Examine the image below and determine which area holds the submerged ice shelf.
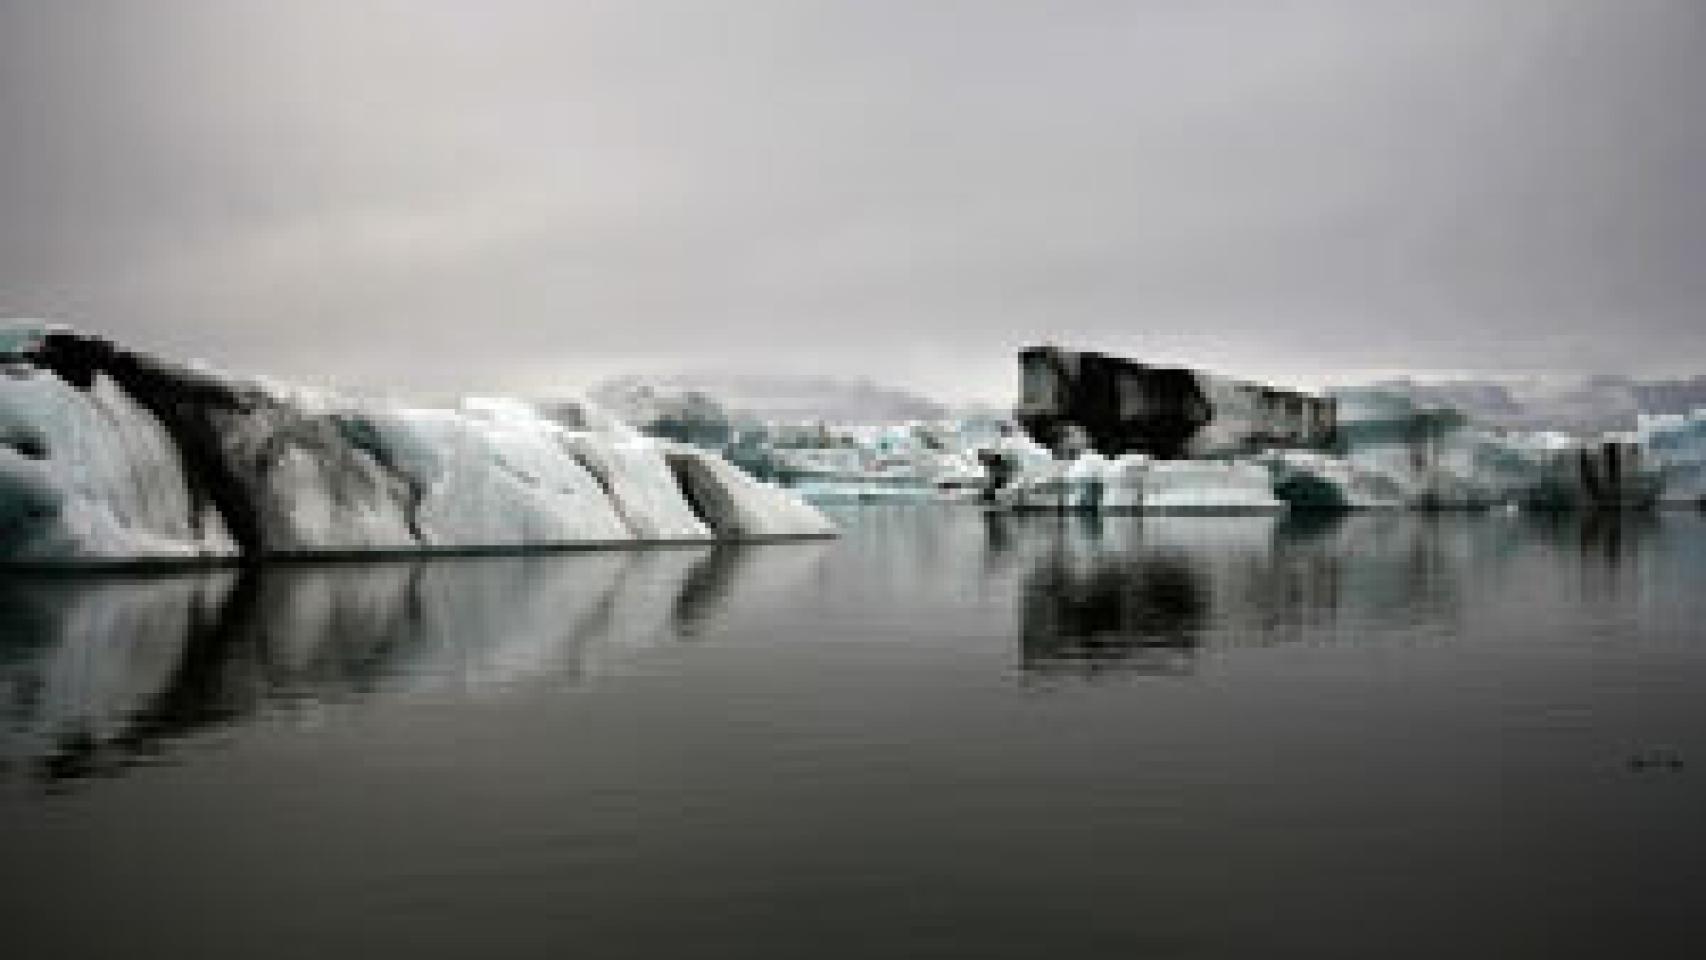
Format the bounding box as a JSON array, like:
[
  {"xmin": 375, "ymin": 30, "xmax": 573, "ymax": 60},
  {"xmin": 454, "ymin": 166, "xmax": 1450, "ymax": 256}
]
[{"xmin": 0, "ymin": 323, "xmax": 834, "ymax": 564}]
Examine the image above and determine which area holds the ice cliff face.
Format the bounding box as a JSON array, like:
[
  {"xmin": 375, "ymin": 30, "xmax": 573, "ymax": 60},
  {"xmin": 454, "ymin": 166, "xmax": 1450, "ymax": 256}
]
[
  {"xmin": 0, "ymin": 323, "xmax": 833, "ymax": 563},
  {"xmin": 0, "ymin": 353, "xmax": 236, "ymax": 559}
]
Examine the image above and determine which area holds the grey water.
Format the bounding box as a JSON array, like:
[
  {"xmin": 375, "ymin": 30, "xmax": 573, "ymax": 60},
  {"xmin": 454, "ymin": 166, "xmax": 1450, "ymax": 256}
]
[{"xmin": 2, "ymin": 507, "xmax": 1704, "ymax": 959}]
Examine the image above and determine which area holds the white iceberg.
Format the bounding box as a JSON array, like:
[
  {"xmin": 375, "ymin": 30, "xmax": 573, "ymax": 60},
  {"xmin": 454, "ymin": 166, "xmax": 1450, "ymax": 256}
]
[
  {"xmin": 0, "ymin": 323, "xmax": 833, "ymax": 563},
  {"xmin": 1000, "ymin": 453, "xmax": 1279, "ymax": 512},
  {"xmin": 0, "ymin": 364, "xmax": 237, "ymax": 560},
  {"xmin": 1633, "ymin": 410, "xmax": 1706, "ymax": 504}
]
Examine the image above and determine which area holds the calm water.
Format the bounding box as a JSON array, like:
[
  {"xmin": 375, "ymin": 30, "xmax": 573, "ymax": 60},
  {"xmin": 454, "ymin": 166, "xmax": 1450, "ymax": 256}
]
[{"xmin": 3, "ymin": 507, "xmax": 1704, "ymax": 958}]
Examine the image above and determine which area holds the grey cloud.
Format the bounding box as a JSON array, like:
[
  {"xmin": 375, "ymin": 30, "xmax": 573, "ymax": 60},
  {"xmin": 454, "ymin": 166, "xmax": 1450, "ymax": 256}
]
[{"xmin": 1, "ymin": 0, "xmax": 1703, "ymax": 403}]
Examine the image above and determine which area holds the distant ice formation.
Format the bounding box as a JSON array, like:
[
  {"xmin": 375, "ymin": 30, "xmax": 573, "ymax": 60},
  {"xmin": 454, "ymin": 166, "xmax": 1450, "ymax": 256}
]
[
  {"xmin": 1355, "ymin": 374, "xmax": 1706, "ymax": 436},
  {"xmin": 1016, "ymin": 345, "xmax": 1337, "ymax": 460},
  {"xmin": 993, "ymin": 377, "xmax": 1676, "ymax": 512},
  {"xmin": 1000, "ymin": 454, "xmax": 1282, "ymax": 512},
  {"xmin": 1312, "ymin": 388, "xmax": 1660, "ymax": 509},
  {"xmin": 1637, "ymin": 410, "xmax": 1706, "ymax": 504},
  {"xmin": 0, "ymin": 323, "xmax": 833, "ymax": 564}
]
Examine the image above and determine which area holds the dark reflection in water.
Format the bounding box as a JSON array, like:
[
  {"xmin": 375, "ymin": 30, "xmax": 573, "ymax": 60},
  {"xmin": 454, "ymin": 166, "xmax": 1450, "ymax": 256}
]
[
  {"xmin": 0, "ymin": 545, "xmax": 825, "ymax": 788},
  {"xmin": 1007, "ymin": 512, "xmax": 1358, "ymax": 678},
  {"xmin": 0, "ymin": 573, "xmax": 234, "ymax": 784},
  {"xmin": 2, "ymin": 508, "xmax": 1704, "ymax": 960},
  {"xmin": 1004, "ymin": 509, "xmax": 1688, "ymax": 683},
  {"xmin": 1, "ymin": 510, "xmax": 1690, "ymax": 785},
  {"xmin": 1013, "ymin": 515, "xmax": 1209, "ymax": 678},
  {"xmin": 1518, "ymin": 508, "xmax": 1663, "ymax": 592}
]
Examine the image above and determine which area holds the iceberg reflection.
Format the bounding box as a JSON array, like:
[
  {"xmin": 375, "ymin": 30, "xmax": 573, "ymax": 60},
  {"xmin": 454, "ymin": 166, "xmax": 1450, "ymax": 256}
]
[
  {"xmin": 1016, "ymin": 515, "xmax": 1211, "ymax": 678},
  {"xmin": 0, "ymin": 543, "xmax": 826, "ymax": 786},
  {"xmin": 1, "ymin": 506, "xmax": 1666, "ymax": 785},
  {"xmin": 1005, "ymin": 511, "xmax": 1526, "ymax": 679}
]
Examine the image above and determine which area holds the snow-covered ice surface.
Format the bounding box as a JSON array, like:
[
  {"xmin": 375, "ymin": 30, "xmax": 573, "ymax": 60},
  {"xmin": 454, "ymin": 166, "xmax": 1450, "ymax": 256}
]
[{"xmin": 0, "ymin": 324, "xmax": 832, "ymax": 564}]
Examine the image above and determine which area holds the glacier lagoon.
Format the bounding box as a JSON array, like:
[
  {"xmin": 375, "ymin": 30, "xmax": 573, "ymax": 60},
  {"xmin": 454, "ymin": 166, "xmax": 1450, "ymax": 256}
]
[{"xmin": 3, "ymin": 505, "xmax": 1704, "ymax": 958}]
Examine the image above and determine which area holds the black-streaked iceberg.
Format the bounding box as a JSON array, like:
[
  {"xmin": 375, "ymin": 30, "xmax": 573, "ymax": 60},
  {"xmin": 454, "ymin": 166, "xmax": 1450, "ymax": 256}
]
[{"xmin": 0, "ymin": 322, "xmax": 833, "ymax": 564}]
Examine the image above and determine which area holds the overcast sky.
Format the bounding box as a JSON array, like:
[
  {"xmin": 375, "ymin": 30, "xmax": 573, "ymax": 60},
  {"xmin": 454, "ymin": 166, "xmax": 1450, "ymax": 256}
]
[{"xmin": 2, "ymin": 0, "xmax": 1703, "ymax": 402}]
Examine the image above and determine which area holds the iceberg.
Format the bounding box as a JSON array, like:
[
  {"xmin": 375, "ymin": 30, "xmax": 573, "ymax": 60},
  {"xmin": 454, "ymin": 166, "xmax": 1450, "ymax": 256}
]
[
  {"xmin": 0, "ymin": 357, "xmax": 237, "ymax": 560},
  {"xmin": 662, "ymin": 445, "xmax": 837, "ymax": 537},
  {"xmin": 1633, "ymin": 410, "xmax": 1706, "ymax": 504},
  {"xmin": 0, "ymin": 323, "xmax": 833, "ymax": 564},
  {"xmin": 1000, "ymin": 454, "xmax": 1116, "ymax": 511},
  {"xmin": 1000, "ymin": 453, "xmax": 1280, "ymax": 512},
  {"xmin": 994, "ymin": 382, "xmax": 1671, "ymax": 514},
  {"xmin": 1327, "ymin": 388, "xmax": 1661, "ymax": 510},
  {"xmin": 562, "ymin": 432, "xmax": 714, "ymax": 539},
  {"xmin": 1141, "ymin": 460, "xmax": 1282, "ymax": 511},
  {"xmin": 995, "ymin": 348, "xmax": 1676, "ymax": 513}
]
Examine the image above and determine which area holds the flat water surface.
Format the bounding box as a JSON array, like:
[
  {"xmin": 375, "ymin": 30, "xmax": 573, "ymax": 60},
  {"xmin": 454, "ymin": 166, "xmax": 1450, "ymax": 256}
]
[{"xmin": 3, "ymin": 508, "xmax": 1704, "ymax": 958}]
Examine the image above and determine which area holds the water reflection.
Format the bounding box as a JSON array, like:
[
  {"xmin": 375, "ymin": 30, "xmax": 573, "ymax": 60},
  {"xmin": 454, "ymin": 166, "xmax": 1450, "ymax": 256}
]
[
  {"xmin": 0, "ymin": 543, "xmax": 830, "ymax": 787},
  {"xmin": 0, "ymin": 573, "xmax": 237, "ymax": 782},
  {"xmin": 1, "ymin": 507, "xmax": 1681, "ymax": 785},
  {"xmin": 1003, "ymin": 509, "xmax": 1692, "ymax": 683},
  {"xmin": 1003, "ymin": 510, "xmax": 1534, "ymax": 679},
  {"xmin": 1013, "ymin": 515, "xmax": 1210, "ymax": 678}
]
